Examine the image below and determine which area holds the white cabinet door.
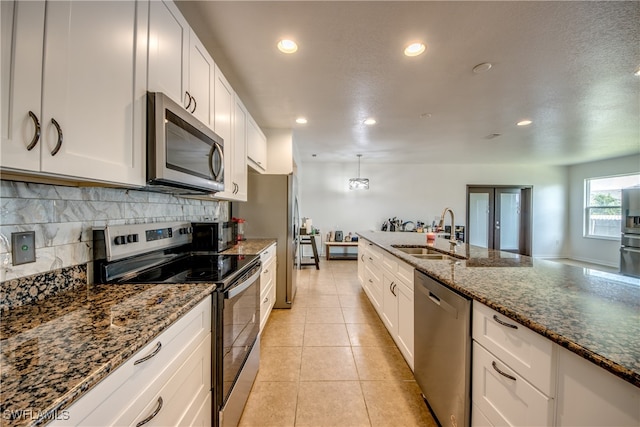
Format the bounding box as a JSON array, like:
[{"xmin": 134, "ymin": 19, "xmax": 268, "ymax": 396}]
[
  {"xmin": 39, "ymin": 1, "xmax": 146, "ymax": 185},
  {"xmin": 2, "ymin": 0, "xmax": 146, "ymax": 186},
  {"xmin": 231, "ymin": 95, "xmax": 248, "ymax": 200},
  {"xmin": 188, "ymin": 32, "xmax": 215, "ymax": 128},
  {"xmin": 556, "ymin": 346, "xmax": 640, "ymax": 426},
  {"xmin": 396, "ymin": 280, "xmax": 414, "ymax": 369},
  {"xmin": 247, "ymin": 115, "xmax": 267, "ymax": 172},
  {"xmin": 381, "ymin": 273, "xmax": 398, "ymax": 335},
  {"xmin": 214, "ymin": 66, "xmax": 245, "ymax": 201},
  {"xmin": 1, "ymin": 0, "xmax": 45, "ymax": 172},
  {"xmin": 148, "ymin": 0, "xmax": 189, "ymax": 108}
]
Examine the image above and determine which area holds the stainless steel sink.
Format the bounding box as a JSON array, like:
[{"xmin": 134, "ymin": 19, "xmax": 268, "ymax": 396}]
[{"xmin": 392, "ymin": 246, "xmax": 453, "ymax": 260}]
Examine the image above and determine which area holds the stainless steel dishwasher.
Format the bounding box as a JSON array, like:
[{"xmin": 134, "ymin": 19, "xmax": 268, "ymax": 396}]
[{"xmin": 414, "ymin": 270, "xmax": 471, "ymax": 427}]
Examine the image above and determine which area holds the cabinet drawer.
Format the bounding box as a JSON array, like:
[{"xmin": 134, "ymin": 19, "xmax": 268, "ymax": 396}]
[
  {"xmin": 54, "ymin": 296, "xmax": 212, "ymax": 426},
  {"xmin": 472, "ymin": 302, "xmax": 555, "ymax": 395},
  {"xmin": 472, "ymin": 342, "xmax": 554, "ymax": 427},
  {"xmin": 260, "ymin": 243, "xmax": 276, "ymax": 265},
  {"xmin": 126, "ymin": 333, "xmax": 212, "ymax": 427}
]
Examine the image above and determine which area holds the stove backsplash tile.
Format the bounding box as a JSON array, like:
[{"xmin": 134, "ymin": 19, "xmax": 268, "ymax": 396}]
[{"xmin": 0, "ymin": 180, "xmax": 228, "ymax": 284}]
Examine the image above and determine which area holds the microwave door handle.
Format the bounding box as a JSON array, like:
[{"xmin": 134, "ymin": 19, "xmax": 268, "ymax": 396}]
[{"xmin": 209, "ymin": 142, "xmax": 224, "ymax": 181}]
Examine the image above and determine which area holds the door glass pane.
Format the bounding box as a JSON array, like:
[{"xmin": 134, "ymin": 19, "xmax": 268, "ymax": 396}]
[
  {"xmin": 469, "ymin": 193, "xmax": 489, "ymax": 247},
  {"xmin": 500, "ymin": 193, "xmax": 520, "ymax": 250}
]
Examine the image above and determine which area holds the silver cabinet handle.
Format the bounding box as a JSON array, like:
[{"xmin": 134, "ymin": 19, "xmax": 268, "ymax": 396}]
[
  {"xmin": 368, "ymin": 257, "xmax": 373, "ymax": 261},
  {"xmin": 184, "ymin": 91, "xmax": 192, "ymax": 110},
  {"xmin": 360, "ymin": 254, "xmax": 364, "ymax": 261},
  {"xmin": 134, "ymin": 342, "xmax": 162, "ymax": 365},
  {"xmin": 190, "ymin": 95, "xmax": 197, "ymax": 113},
  {"xmin": 492, "ymin": 361, "xmax": 516, "ymax": 381},
  {"xmin": 493, "ymin": 315, "xmax": 518, "ymax": 329},
  {"xmin": 136, "ymin": 397, "xmax": 163, "ymax": 427},
  {"xmin": 263, "ymin": 297, "xmax": 268, "ymax": 303},
  {"xmin": 50, "ymin": 118, "xmax": 63, "ymax": 156},
  {"xmin": 264, "ymin": 269, "xmax": 269, "ymax": 274},
  {"xmin": 368, "ymin": 279, "xmax": 373, "ymax": 283},
  {"xmin": 27, "ymin": 111, "xmax": 40, "ymax": 150}
]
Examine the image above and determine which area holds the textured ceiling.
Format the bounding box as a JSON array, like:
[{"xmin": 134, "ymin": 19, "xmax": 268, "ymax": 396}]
[{"xmin": 176, "ymin": 1, "xmax": 640, "ymax": 166}]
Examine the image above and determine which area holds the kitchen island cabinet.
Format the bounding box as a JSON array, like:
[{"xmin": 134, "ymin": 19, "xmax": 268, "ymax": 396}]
[
  {"xmin": 1, "ymin": 0, "xmax": 147, "ymax": 186},
  {"xmin": 357, "ymin": 231, "xmax": 640, "ymax": 426}
]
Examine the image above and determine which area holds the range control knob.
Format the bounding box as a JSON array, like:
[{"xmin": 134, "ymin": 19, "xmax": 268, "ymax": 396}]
[
  {"xmin": 114, "ymin": 235, "xmax": 127, "ymax": 245},
  {"xmin": 127, "ymin": 234, "xmax": 139, "ymax": 243}
]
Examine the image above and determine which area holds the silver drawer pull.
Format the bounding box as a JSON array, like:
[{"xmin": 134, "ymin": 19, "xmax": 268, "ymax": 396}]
[
  {"xmin": 493, "ymin": 315, "xmax": 518, "ymax": 329},
  {"xmin": 134, "ymin": 342, "xmax": 162, "ymax": 365},
  {"xmin": 263, "ymin": 297, "xmax": 269, "ymax": 303},
  {"xmin": 264, "ymin": 269, "xmax": 269, "ymax": 274},
  {"xmin": 136, "ymin": 396, "xmax": 163, "ymax": 427},
  {"xmin": 492, "ymin": 361, "xmax": 516, "ymax": 381}
]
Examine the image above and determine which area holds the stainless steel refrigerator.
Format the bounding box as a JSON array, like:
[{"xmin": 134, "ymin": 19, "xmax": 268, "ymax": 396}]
[
  {"xmin": 620, "ymin": 186, "xmax": 640, "ymax": 277},
  {"xmin": 233, "ymin": 173, "xmax": 299, "ymax": 308}
]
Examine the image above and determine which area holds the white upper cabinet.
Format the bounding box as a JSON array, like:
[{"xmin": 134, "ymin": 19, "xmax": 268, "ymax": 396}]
[
  {"xmin": 148, "ymin": 0, "xmax": 214, "ymax": 128},
  {"xmin": 1, "ymin": 0, "xmax": 147, "ymax": 186},
  {"xmin": 213, "ymin": 74, "xmax": 248, "ymax": 202},
  {"xmin": 188, "ymin": 33, "xmax": 215, "ymax": 128},
  {"xmin": 148, "ymin": 0, "xmax": 189, "ymax": 108},
  {"xmin": 247, "ymin": 116, "xmax": 267, "ymax": 173}
]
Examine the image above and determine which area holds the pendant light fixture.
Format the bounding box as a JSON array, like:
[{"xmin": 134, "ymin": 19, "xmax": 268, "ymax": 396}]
[{"xmin": 348, "ymin": 154, "xmax": 369, "ymax": 190}]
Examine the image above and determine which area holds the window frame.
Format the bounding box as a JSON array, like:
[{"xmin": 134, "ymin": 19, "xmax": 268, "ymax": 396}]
[{"xmin": 583, "ymin": 173, "xmax": 639, "ymax": 240}]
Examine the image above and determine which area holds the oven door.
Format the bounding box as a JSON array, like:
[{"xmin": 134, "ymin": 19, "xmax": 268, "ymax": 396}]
[{"xmin": 219, "ymin": 262, "xmax": 261, "ymax": 425}]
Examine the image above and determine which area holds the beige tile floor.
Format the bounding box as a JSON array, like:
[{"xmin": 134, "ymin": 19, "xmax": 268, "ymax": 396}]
[{"xmin": 239, "ymin": 260, "xmax": 437, "ymax": 427}]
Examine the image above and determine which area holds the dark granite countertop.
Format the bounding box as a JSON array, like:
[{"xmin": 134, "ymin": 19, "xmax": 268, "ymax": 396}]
[
  {"xmin": 357, "ymin": 231, "xmax": 640, "ymax": 388},
  {"xmin": 222, "ymin": 239, "xmax": 276, "ymax": 256},
  {"xmin": 0, "ymin": 283, "xmax": 215, "ymax": 427}
]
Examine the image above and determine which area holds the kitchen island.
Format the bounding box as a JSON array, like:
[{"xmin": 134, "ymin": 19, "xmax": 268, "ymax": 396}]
[
  {"xmin": 358, "ymin": 230, "xmax": 640, "ymax": 386},
  {"xmin": 0, "ymin": 282, "xmax": 215, "ymax": 427}
]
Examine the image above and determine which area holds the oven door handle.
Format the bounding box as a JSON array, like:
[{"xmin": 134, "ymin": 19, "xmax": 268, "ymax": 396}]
[{"xmin": 225, "ymin": 267, "xmax": 261, "ymax": 299}]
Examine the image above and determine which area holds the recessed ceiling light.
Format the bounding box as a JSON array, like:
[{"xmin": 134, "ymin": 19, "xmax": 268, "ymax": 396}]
[
  {"xmin": 420, "ymin": 113, "xmax": 432, "ymax": 119},
  {"xmin": 363, "ymin": 118, "xmax": 377, "ymax": 125},
  {"xmin": 295, "ymin": 117, "xmax": 307, "ymax": 124},
  {"xmin": 517, "ymin": 120, "xmax": 533, "ymax": 126},
  {"xmin": 635, "ymin": 66, "xmax": 640, "ymax": 76},
  {"xmin": 473, "ymin": 62, "xmax": 492, "ymax": 74},
  {"xmin": 277, "ymin": 39, "xmax": 298, "ymax": 54},
  {"xmin": 404, "ymin": 42, "xmax": 426, "ymax": 57}
]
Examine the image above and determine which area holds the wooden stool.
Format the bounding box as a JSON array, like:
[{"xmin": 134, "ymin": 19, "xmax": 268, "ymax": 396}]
[{"xmin": 299, "ymin": 235, "xmax": 320, "ymax": 269}]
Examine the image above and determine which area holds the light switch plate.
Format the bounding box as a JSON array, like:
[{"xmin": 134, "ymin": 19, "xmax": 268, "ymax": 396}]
[{"xmin": 12, "ymin": 231, "xmax": 36, "ymax": 265}]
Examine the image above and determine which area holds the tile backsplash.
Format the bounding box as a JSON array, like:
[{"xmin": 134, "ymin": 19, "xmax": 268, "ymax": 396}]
[{"xmin": 0, "ymin": 180, "xmax": 228, "ymax": 282}]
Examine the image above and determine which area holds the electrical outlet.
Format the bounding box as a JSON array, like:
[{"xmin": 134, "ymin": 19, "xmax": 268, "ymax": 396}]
[{"xmin": 12, "ymin": 231, "xmax": 36, "ymax": 265}]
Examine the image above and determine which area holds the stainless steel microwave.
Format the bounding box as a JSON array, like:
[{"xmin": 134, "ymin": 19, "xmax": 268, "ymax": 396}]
[{"xmin": 147, "ymin": 92, "xmax": 224, "ymax": 194}]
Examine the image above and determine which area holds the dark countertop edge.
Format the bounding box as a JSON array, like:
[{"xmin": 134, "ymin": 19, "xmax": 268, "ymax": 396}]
[
  {"xmin": 360, "ymin": 234, "xmax": 640, "ymax": 389},
  {"xmin": 29, "ymin": 286, "xmax": 215, "ymax": 427}
]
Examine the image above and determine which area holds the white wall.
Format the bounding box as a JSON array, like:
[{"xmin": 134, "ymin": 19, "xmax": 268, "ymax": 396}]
[
  {"xmin": 299, "ymin": 162, "xmax": 568, "ymax": 258},
  {"xmin": 568, "ymin": 154, "xmax": 640, "ymax": 267}
]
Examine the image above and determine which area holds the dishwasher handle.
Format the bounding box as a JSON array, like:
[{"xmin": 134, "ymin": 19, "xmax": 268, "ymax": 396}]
[{"xmin": 417, "ymin": 280, "xmax": 459, "ymax": 319}]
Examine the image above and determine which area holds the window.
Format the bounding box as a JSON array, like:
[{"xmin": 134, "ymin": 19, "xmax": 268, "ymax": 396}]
[{"xmin": 585, "ymin": 174, "xmax": 640, "ymax": 238}]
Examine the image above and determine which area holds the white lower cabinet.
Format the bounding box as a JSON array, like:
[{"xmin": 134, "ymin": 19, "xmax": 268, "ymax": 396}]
[
  {"xmin": 358, "ymin": 239, "xmax": 414, "ymax": 369},
  {"xmin": 259, "ymin": 243, "xmax": 277, "ymax": 331},
  {"xmin": 51, "ymin": 296, "xmax": 212, "ymax": 427},
  {"xmin": 473, "ymin": 342, "xmax": 554, "ymax": 426},
  {"xmin": 472, "ymin": 301, "xmax": 555, "ymax": 427},
  {"xmin": 555, "ymin": 346, "xmax": 640, "ymax": 427}
]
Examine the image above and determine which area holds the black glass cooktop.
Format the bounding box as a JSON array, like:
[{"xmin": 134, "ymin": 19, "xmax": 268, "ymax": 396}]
[{"xmin": 121, "ymin": 253, "xmax": 259, "ymax": 285}]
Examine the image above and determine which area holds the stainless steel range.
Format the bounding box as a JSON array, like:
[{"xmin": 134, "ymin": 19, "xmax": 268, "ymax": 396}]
[{"xmin": 93, "ymin": 221, "xmax": 261, "ymax": 427}]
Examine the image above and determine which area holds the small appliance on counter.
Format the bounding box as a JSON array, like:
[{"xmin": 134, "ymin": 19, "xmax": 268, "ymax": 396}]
[
  {"xmin": 191, "ymin": 221, "xmax": 235, "ymax": 252},
  {"xmin": 232, "ymin": 217, "xmax": 246, "ymax": 241}
]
